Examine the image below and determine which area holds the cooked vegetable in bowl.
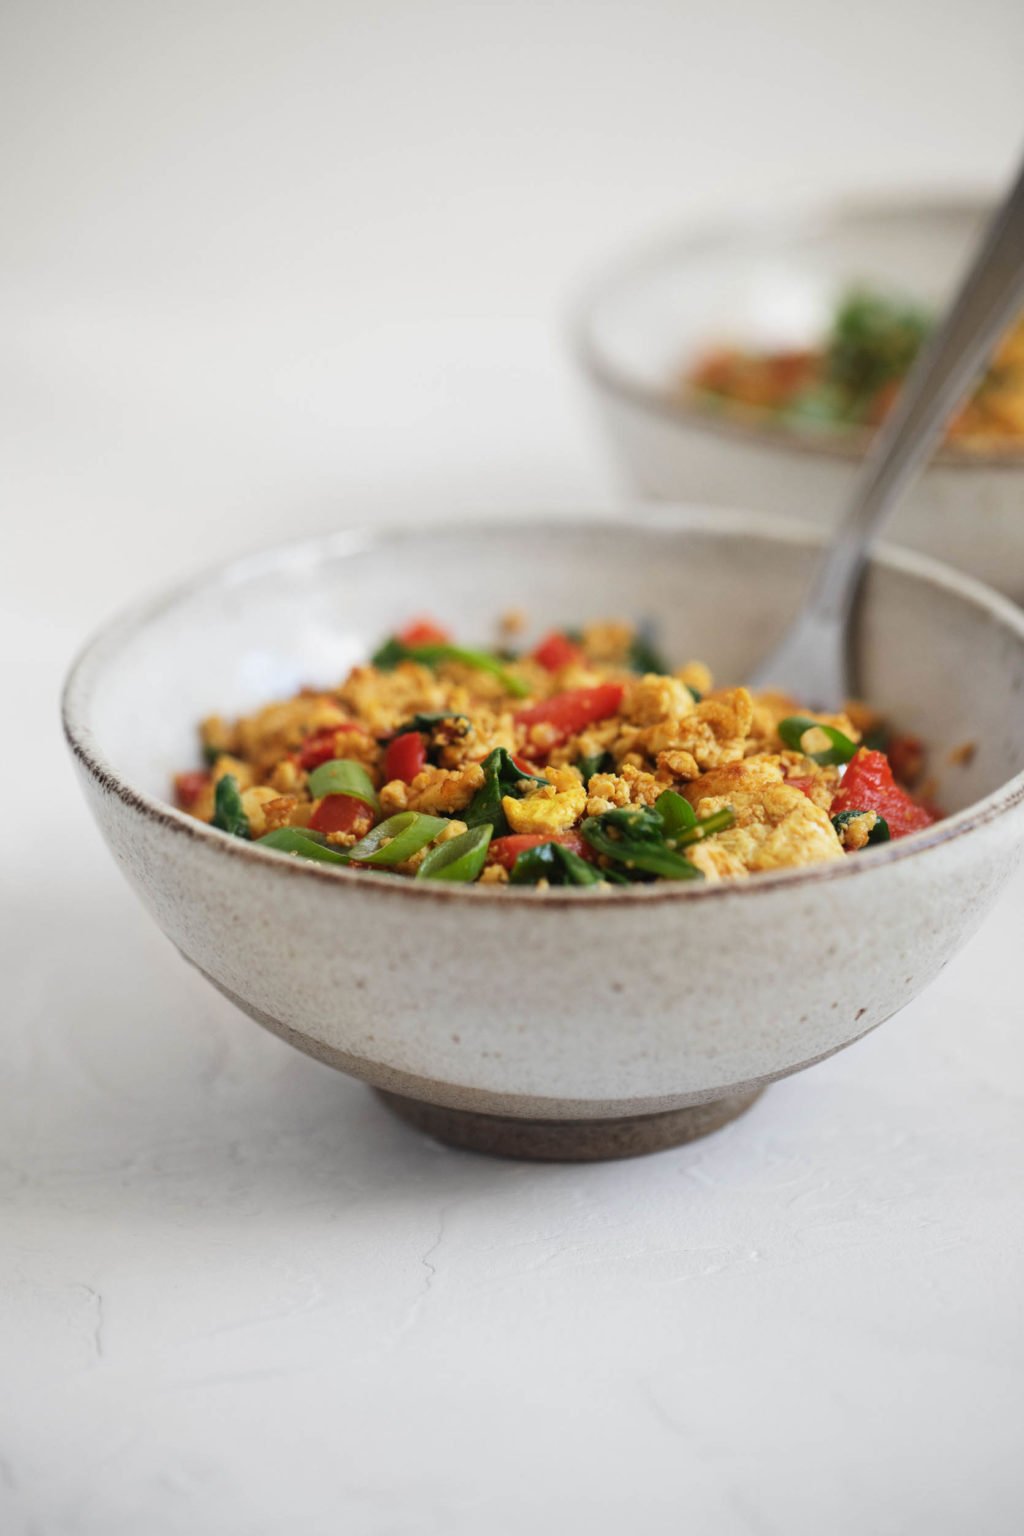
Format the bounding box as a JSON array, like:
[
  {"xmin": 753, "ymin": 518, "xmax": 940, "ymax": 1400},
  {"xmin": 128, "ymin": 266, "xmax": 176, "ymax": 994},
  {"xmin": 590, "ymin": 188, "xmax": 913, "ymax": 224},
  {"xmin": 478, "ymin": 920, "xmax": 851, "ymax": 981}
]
[
  {"xmin": 177, "ymin": 615, "xmax": 935, "ymax": 887},
  {"xmin": 686, "ymin": 288, "xmax": 1024, "ymax": 449}
]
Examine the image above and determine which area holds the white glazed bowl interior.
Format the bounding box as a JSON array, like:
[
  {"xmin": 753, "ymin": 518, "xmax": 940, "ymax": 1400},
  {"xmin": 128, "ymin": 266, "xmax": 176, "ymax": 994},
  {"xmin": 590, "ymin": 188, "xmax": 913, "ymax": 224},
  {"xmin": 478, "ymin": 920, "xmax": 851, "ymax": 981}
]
[
  {"xmin": 576, "ymin": 197, "xmax": 1024, "ymax": 598},
  {"xmin": 65, "ymin": 513, "xmax": 1024, "ymax": 1119}
]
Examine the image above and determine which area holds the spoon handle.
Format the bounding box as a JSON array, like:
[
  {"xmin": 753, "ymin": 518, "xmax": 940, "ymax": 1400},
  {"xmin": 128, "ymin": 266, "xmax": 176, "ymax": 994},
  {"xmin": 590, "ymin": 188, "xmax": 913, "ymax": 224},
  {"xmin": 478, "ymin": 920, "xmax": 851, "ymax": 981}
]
[{"xmin": 750, "ymin": 154, "xmax": 1024, "ymax": 705}]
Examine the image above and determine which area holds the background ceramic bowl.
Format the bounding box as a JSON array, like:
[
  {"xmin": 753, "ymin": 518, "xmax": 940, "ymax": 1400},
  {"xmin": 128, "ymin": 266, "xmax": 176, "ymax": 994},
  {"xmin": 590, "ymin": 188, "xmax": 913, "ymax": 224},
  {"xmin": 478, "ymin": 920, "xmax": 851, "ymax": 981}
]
[
  {"xmin": 63, "ymin": 512, "xmax": 1024, "ymax": 1160},
  {"xmin": 575, "ymin": 195, "xmax": 1024, "ymax": 601}
]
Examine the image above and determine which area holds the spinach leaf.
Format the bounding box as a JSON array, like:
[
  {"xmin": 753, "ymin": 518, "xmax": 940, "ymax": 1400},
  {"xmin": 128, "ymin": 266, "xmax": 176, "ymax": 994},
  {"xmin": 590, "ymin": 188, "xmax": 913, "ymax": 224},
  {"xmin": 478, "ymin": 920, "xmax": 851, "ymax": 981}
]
[
  {"xmin": 212, "ymin": 774, "xmax": 249, "ymax": 839},
  {"xmin": 575, "ymin": 749, "xmax": 615, "ymax": 784},
  {"xmin": 580, "ymin": 795, "xmax": 735, "ymax": 880},
  {"xmin": 509, "ymin": 841, "xmax": 603, "ymax": 886},
  {"xmin": 463, "ymin": 748, "xmax": 549, "ymax": 835},
  {"xmin": 581, "ymin": 805, "xmax": 704, "ymax": 880},
  {"xmin": 861, "ymin": 723, "xmax": 891, "ymax": 754},
  {"xmin": 628, "ymin": 625, "xmax": 669, "ymax": 675},
  {"xmin": 831, "ymin": 809, "xmax": 891, "ymax": 845},
  {"xmin": 826, "ymin": 289, "xmax": 931, "ymax": 416},
  {"xmin": 385, "ymin": 712, "xmax": 473, "ymax": 765},
  {"xmin": 371, "ymin": 636, "xmax": 408, "ymax": 668},
  {"xmin": 388, "ymin": 711, "xmax": 471, "ymax": 741},
  {"xmin": 654, "ymin": 788, "xmax": 697, "ymax": 838}
]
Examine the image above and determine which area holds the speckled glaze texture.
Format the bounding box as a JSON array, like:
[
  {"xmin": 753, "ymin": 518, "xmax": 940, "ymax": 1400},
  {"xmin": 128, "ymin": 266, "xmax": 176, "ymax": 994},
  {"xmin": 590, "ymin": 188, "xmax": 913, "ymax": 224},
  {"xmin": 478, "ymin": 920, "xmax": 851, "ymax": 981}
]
[
  {"xmin": 576, "ymin": 197, "xmax": 1024, "ymax": 602},
  {"xmin": 63, "ymin": 513, "xmax": 1024, "ymax": 1153}
]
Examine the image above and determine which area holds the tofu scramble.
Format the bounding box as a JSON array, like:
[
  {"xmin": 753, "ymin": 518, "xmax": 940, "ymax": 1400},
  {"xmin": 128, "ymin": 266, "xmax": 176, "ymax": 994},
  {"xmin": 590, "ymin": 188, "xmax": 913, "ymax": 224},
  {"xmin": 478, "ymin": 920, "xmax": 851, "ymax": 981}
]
[
  {"xmin": 685, "ymin": 289, "xmax": 1024, "ymax": 451},
  {"xmin": 175, "ymin": 616, "xmax": 936, "ymax": 888}
]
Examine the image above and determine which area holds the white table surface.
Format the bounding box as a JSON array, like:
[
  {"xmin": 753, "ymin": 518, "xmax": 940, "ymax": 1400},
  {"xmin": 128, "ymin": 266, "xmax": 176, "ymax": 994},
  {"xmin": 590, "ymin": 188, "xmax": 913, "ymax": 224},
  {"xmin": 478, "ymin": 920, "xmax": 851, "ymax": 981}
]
[{"xmin": 3, "ymin": 3, "xmax": 1023, "ymax": 1532}]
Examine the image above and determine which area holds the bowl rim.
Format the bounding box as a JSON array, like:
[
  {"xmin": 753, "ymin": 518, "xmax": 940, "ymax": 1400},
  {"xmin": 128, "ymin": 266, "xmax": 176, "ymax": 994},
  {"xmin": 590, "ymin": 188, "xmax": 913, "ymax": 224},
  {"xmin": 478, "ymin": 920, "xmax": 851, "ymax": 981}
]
[
  {"xmin": 62, "ymin": 508, "xmax": 1024, "ymax": 907},
  {"xmin": 571, "ymin": 188, "xmax": 1024, "ymax": 472}
]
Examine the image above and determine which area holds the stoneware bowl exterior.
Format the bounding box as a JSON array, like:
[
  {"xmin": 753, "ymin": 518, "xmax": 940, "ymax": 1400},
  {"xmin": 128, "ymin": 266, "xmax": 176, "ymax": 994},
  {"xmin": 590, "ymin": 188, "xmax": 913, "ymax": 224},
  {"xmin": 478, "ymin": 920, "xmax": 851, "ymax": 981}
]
[
  {"xmin": 575, "ymin": 196, "xmax": 1024, "ymax": 602},
  {"xmin": 63, "ymin": 513, "xmax": 1024, "ymax": 1159}
]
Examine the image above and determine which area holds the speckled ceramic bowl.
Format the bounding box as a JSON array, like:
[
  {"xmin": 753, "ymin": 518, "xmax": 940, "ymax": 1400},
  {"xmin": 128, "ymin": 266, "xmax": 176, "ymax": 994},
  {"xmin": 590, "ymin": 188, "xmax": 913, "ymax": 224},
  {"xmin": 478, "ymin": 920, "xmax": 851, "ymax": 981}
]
[
  {"xmin": 575, "ymin": 195, "xmax": 1024, "ymax": 601},
  {"xmin": 63, "ymin": 512, "xmax": 1024, "ymax": 1160}
]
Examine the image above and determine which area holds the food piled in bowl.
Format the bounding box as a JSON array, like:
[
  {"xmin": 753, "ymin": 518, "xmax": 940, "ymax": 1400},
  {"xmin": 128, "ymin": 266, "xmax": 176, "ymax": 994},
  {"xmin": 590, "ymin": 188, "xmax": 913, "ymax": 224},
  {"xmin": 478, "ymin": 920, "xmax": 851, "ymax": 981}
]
[
  {"xmin": 685, "ymin": 288, "xmax": 1024, "ymax": 449},
  {"xmin": 175, "ymin": 616, "xmax": 936, "ymax": 888}
]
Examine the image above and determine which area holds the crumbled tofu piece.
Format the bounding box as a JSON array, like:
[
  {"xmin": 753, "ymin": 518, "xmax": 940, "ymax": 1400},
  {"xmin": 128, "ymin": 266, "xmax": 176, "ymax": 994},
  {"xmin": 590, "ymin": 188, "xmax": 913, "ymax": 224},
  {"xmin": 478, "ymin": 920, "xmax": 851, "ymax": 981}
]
[
  {"xmin": 499, "ymin": 608, "xmax": 528, "ymax": 638},
  {"xmin": 504, "ymin": 765, "xmax": 587, "ymax": 835},
  {"xmin": 235, "ymin": 697, "xmax": 348, "ymax": 772},
  {"xmin": 581, "ymin": 620, "xmax": 634, "ymax": 663},
  {"xmin": 622, "ymin": 673, "xmax": 697, "ymax": 728},
  {"xmin": 381, "ymin": 762, "xmax": 485, "ymax": 816},
  {"xmin": 948, "ymin": 740, "xmax": 977, "ymax": 768},
  {"xmin": 239, "ymin": 785, "xmax": 288, "ymax": 837},
  {"xmin": 200, "ymin": 714, "xmax": 237, "ymax": 759},
  {"xmin": 586, "ymin": 763, "xmax": 664, "ymax": 816},
  {"xmin": 656, "ymin": 747, "xmax": 700, "ymax": 782},
  {"xmin": 690, "ymin": 783, "xmax": 843, "ymax": 872},
  {"xmin": 834, "ymin": 809, "xmax": 878, "ymax": 851},
  {"xmin": 651, "ymin": 687, "xmax": 754, "ymax": 771},
  {"xmin": 676, "ymin": 660, "xmax": 713, "ymax": 696},
  {"xmin": 211, "ymin": 754, "xmax": 255, "ymax": 792}
]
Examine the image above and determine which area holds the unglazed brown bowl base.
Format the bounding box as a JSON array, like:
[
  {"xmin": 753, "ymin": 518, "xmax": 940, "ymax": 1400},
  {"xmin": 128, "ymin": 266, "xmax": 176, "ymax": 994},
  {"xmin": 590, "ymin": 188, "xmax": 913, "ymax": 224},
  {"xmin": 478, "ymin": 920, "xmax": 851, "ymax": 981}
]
[{"xmin": 375, "ymin": 1087, "xmax": 764, "ymax": 1162}]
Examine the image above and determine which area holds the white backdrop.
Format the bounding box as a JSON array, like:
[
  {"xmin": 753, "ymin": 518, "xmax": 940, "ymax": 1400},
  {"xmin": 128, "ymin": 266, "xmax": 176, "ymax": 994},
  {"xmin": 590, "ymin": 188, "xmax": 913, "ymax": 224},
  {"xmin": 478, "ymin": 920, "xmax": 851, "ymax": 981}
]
[{"xmin": 2, "ymin": 4, "xmax": 1023, "ymax": 1534}]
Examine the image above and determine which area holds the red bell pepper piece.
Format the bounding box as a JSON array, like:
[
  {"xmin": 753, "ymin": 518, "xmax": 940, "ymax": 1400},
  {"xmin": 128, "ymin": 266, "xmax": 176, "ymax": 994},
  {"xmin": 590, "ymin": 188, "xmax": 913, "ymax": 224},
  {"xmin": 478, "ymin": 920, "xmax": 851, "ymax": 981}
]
[
  {"xmin": 514, "ymin": 683, "xmax": 624, "ymax": 748},
  {"xmin": 532, "ymin": 631, "xmax": 585, "ymax": 672},
  {"xmin": 297, "ymin": 724, "xmax": 368, "ymax": 771},
  {"xmin": 787, "ymin": 776, "xmax": 816, "ymax": 799},
  {"xmin": 308, "ymin": 794, "xmax": 375, "ymax": 837},
  {"xmin": 830, "ymin": 749, "xmax": 936, "ymax": 840},
  {"xmin": 175, "ymin": 770, "xmax": 210, "ymax": 810},
  {"xmin": 398, "ymin": 617, "xmax": 451, "ymax": 648},
  {"xmin": 383, "ymin": 730, "xmax": 427, "ymax": 783},
  {"xmin": 488, "ymin": 831, "xmax": 595, "ymax": 870},
  {"xmin": 887, "ymin": 732, "xmax": 925, "ymax": 788}
]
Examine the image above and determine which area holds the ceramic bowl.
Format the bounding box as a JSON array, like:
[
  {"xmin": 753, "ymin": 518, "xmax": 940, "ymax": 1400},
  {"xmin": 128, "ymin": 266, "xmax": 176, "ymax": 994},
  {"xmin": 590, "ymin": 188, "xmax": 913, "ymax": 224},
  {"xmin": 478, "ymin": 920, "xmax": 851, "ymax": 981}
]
[
  {"xmin": 63, "ymin": 512, "xmax": 1024, "ymax": 1160},
  {"xmin": 574, "ymin": 195, "xmax": 1024, "ymax": 601}
]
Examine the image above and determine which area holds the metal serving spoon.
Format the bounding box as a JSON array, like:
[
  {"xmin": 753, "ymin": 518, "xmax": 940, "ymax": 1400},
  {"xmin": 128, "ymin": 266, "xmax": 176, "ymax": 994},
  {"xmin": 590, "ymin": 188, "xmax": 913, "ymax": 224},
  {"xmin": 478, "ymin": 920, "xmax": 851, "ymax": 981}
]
[{"xmin": 749, "ymin": 153, "xmax": 1024, "ymax": 709}]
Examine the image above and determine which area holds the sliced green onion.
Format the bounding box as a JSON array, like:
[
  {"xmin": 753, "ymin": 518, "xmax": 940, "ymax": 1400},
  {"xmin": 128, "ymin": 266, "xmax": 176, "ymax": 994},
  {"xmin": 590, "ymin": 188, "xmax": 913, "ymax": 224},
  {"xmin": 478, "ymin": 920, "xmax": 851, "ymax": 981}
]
[
  {"xmin": 307, "ymin": 757, "xmax": 380, "ymax": 809},
  {"xmin": 655, "ymin": 788, "xmax": 697, "ymax": 839},
  {"xmin": 256, "ymin": 827, "xmax": 348, "ymax": 863},
  {"xmin": 212, "ymin": 774, "xmax": 249, "ymax": 838},
  {"xmin": 831, "ymin": 809, "xmax": 891, "ymax": 845},
  {"xmin": 673, "ymin": 806, "xmax": 736, "ymax": 846},
  {"xmin": 346, "ymin": 812, "xmax": 447, "ymax": 866},
  {"xmin": 509, "ymin": 841, "xmax": 603, "ymax": 887},
  {"xmin": 778, "ymin": 715, "xmax": 858, "ymax": 766},
  {"xmin": 417, "ymin": 825, "xmax": 492, "ymax": 882}
]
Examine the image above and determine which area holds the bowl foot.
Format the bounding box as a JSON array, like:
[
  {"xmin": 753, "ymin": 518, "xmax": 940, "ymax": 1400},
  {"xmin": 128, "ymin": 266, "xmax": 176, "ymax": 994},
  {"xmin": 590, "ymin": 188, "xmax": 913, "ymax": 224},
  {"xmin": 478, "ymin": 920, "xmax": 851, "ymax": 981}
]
[{"xmin": 374, "ymin": 1087, "xmax": 763, "ymax": 1162}]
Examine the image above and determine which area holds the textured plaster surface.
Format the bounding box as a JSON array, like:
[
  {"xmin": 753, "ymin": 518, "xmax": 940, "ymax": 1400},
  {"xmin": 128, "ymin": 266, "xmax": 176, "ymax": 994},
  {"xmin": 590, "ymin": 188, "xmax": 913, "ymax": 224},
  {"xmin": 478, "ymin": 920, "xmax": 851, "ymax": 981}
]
[
  {"xmin": 4, "ymin": 3, "xmax": 1024, "ymax": 1523},
  {"xmin": 4, "ymin": 832, "xmax": 1023, "ymax": 1534}
]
